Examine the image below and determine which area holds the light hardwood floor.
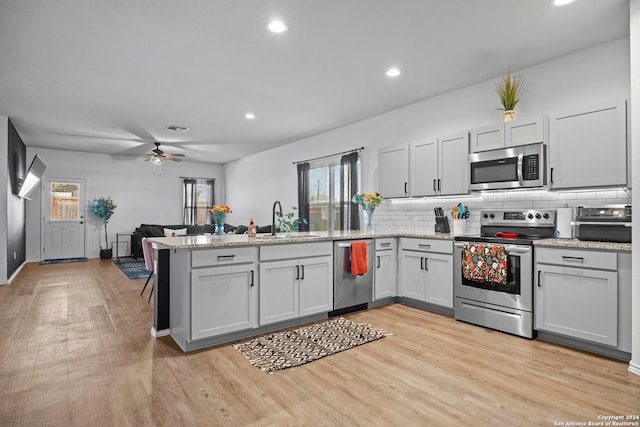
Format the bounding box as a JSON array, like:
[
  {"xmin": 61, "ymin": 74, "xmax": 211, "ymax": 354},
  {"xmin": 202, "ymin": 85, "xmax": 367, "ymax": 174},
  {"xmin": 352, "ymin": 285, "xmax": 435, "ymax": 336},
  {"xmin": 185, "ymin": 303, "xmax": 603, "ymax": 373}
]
[{"xmin": 1, "ymin": 259, "xmax": 639, "ymax": 426}]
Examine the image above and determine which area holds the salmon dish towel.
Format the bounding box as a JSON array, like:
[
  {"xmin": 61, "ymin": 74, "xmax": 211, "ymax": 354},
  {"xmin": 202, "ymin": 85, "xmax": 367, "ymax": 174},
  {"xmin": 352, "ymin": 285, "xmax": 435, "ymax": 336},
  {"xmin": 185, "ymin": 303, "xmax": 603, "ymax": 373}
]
[{"xmin": 350, "ymin": 241, "xmax": 368, "ymax": 276}]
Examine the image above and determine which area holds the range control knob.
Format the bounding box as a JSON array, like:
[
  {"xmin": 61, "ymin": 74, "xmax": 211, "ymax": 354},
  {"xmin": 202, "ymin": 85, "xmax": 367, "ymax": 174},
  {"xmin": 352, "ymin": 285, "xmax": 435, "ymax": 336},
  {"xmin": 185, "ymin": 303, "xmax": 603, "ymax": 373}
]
[
  {"xmin": 535, "ymin": 213, "xmax": 541, "ymax": 219},
  {"xmin": 489, "ymin": 213, "xmax": 495, "ymax": 219},
  {"xmin": 483, "ymin": 213, "xmax": 489, "ymax": 219},
  {"xmin": 543, "ymin": 213, "xmax": 550, "ymax": 219},
  {"xmin": 528, "ymin": 213, "xmax": 534, "ymax": 219}
]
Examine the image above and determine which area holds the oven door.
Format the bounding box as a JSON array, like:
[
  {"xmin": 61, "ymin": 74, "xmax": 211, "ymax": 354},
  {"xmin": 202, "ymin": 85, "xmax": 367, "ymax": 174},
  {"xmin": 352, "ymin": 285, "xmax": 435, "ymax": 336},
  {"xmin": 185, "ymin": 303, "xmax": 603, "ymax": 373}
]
[{"xmin": 454, "ymin": 242, "xmax": 533, "ymax": 311}]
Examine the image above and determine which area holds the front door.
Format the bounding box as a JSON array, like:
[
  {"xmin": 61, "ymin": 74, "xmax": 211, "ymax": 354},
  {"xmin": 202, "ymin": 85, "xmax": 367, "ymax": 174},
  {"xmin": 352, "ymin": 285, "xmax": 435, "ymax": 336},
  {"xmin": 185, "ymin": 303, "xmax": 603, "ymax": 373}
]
[{"xmin": 42, "ymin": 178, "xmax": 86, "ymax": 260}]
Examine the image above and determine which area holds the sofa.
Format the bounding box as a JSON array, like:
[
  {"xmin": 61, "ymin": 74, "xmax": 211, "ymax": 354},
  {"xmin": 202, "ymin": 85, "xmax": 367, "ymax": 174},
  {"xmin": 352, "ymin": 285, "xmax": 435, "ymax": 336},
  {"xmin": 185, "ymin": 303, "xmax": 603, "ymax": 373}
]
[{"xmin": 131, "ymin": 223, "xmax": 273, "ymax": 258}]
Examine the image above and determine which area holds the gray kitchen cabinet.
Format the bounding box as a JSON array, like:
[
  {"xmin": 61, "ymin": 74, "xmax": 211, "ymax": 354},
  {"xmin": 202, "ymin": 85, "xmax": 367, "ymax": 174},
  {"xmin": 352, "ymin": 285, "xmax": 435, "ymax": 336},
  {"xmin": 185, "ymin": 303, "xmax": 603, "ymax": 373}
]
[
  {"xmin": 470, "ymin": 117, "xmax": 547, "ymax": 153},
  {"xmin": 549, "ymin": 100, "xmax": 627, "ymax": 189},
  {"xmin": 535, "ymin": 247, "xmax": 622, "ymax": 348},
  {"xmin": 374, "ymin": 238, "xmax": 397, "ymax": 300},
  {"xmin": 398, "ymin": 238, "xmax": 453, "ymax": 308},
  {"xmin": 191, "ymin": 263, "xmax": 258, "ymax": 340},
  {"xmin": 378, "ymin": 144, "xmax": 409, "ymax": 198},
  {"xmin": 411, "ymin": 132, "xmax": 469, "ymax": 197},
  {"xmin": 183, "ymin": 247, "xmax": 259, "ymax": 341},
  {"xmin": 259, "ymin": 243, "xmax": 333, "ymax": 326}
]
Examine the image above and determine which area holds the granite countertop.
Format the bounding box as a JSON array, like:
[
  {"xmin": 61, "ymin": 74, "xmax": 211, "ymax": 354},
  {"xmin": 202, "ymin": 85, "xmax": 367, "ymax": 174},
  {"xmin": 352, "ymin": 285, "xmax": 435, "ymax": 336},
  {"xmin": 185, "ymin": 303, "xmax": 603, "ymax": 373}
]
[
  {"xmin": 534, "ymin": 238, "xmax": 632, "ymax": 252},
  {"xmin": 148, "ymin": 229, "xmax": 455, "ymax": 249}
]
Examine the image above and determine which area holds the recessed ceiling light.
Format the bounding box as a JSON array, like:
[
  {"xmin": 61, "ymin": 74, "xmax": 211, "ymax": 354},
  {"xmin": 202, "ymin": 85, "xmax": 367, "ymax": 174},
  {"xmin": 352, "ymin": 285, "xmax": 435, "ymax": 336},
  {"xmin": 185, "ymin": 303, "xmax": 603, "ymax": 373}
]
[
  {"xmin": 386, "ymin": 68, "xmax": 401, "ymax": 77},
  {"xmin": 245, "ymin": 113, "xmax": 256, "ymax": 120},
  {"xmin": 267, "ymin": 21, "xmax": 288, "ymax": 33},
  {"xmin": 552, "ymin": 0, "xmax": 575, "ymax": 6}
]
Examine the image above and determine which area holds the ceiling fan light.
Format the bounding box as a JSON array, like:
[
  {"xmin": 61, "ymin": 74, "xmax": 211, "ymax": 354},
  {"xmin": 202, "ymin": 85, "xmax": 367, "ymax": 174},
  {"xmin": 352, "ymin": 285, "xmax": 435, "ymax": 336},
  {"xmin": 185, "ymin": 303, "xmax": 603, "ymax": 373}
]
[{"xmin": 150, "ymin": 156, "xmax": 164, "ymax": 166}]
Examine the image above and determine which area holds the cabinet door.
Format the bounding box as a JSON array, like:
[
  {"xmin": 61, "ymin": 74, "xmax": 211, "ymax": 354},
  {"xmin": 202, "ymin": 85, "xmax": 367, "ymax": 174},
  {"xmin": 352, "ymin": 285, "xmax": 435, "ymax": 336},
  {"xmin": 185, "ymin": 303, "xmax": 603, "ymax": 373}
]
[
  {"xmin": 378, "ymin": 145, "xmax": 409, "ymax": 198},
  {"xmin": 535, "ymin": 264, "xmax": 618, "ymax": 346},
  {"xmin": 410, "ymin": 139, "xmax": 438, "ymax": 197},
  {"xmin": 375, "ymin": 249, "xmax": 397, "ymax": 300},
  {"xmin": 504, "ymin": 117, "xmax": 546, "ymax": 147},
  {"xmin": 470, "ymin": 124, "xmax": 503, "ymax": 152},
  {"xmin": 191, "ymin": 264, "xmax": 257, "ymax": 340},
  {"xmin": 438, "ymin": 132, "xmax": 469, "ymax": 196},
  {"xmin": 299, "ymin": 255, "xmax": 333, "ymax": 317},
  {"xmin": 549, "ymin": 101, "xmax": 627, "ymax": 189},
  {"xmin": 398, "ymin": 251, "xmax": 425, "ymax": 301},
  {"xmin": 259, "ymin": 259, "xmax": 299, "ymax": 325},
  {"xmin": 424, "ymin": 253, "xmax": 453, "ymax": 308}
]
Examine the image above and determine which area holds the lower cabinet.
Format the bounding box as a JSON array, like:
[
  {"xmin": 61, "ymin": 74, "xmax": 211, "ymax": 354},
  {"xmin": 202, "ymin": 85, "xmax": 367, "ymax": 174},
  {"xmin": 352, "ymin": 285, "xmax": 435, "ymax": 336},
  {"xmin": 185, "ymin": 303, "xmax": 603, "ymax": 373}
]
[
  {"xmin": 398, "ymin": 238, "xmax": 453, "ymax": 308},
  {"xmin": 191, "ymin": 264, "xmax": 258, "ymax": 340},
  {"xmin": 535, "ymin": 248, "xmax": 627, "ymax": 349},
  {"xmin": 374, "ymin": 238, "xmax": 397, "ymax": 300},
  {"xmin": 259, "ymin": 243, "xmax": 333, "ymax": 326}
]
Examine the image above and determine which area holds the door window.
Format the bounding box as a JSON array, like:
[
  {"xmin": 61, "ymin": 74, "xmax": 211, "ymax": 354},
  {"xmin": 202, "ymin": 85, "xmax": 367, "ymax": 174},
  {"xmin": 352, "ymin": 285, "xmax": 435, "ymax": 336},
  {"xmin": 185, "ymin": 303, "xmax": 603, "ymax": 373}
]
[{"xmin": 49, "ymin": 182, "xmax": 80, "ymax": 221}]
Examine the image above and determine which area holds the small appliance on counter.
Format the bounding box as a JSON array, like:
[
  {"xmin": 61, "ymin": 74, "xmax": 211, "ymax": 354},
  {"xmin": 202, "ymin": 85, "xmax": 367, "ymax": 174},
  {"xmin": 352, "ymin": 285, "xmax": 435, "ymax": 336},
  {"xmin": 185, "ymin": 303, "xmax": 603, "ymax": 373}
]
[
  {"xmin": 554, "ymin": 207, "xmax": 574, "ymax": 239},
  {"xmin": 574, "ymin": 205, "xmax": 631, "ymax": 243},
  {"xmin": 434, "ymin": 207, "xmax": 450, "ymax": 233}
]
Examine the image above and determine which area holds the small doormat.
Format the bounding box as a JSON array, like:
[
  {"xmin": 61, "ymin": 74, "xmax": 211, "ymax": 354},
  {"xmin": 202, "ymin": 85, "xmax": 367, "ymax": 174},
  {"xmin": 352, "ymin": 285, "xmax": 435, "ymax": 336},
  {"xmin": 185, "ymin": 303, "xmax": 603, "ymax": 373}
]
[
  {"xmin": 40, "ymin": 257, "xmax": 88, "ymax": 265},
  {"xmin": 113, "ymin": 259, "xmax": 150, "ymax": 279},
  {"xmin": 233, "ymin": 317, "xmax": 394, "ymax": 373}
]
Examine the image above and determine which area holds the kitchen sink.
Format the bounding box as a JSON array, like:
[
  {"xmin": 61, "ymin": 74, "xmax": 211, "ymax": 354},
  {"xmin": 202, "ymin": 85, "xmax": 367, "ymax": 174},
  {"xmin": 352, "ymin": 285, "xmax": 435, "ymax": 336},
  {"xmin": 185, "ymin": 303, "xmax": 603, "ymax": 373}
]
[{"xmin": 254, "ymin": 233, "xmax": 324, "ymax": 241}]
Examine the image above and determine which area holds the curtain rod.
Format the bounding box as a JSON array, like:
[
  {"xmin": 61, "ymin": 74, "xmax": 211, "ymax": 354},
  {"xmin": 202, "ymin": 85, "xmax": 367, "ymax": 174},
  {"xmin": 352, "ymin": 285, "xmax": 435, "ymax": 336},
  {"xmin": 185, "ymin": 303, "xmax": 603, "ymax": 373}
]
[
  {"xmin": 292, "ymin": 147, "xmax": 364, "ymax": 165},
  {"xmin": 180, "ymin": 176, "xmax": 216, "ymax": 180}
]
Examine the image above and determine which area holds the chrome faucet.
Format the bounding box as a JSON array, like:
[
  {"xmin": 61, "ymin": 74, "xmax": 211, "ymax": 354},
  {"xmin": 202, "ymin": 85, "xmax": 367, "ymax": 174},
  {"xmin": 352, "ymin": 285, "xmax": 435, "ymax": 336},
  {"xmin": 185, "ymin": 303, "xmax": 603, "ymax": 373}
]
[{"xmin": 272, "ymin": 200, "xmax": 283, "ymax": 236}]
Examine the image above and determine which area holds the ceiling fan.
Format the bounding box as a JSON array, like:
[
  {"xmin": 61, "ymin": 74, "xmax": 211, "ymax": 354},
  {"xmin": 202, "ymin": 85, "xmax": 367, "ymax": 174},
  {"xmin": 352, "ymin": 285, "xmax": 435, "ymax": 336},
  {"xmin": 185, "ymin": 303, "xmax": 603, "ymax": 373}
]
[{"xmin": 145, "ymin": 142, "xmax": 185, "ymax": 165}]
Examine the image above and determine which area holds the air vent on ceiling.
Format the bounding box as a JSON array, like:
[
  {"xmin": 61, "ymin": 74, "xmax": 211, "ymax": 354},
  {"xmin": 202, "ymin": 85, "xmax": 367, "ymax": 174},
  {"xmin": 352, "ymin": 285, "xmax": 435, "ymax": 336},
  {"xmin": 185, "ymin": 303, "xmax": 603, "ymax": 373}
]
[{"xmin": 164, "ymin": 124, "xmax": 190, "ymax": 132}]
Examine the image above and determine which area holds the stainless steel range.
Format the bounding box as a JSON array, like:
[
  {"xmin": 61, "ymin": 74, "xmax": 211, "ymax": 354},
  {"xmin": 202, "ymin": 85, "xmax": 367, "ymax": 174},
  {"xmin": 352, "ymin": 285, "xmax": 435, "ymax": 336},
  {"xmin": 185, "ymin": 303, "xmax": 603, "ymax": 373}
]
[{"xmin": 454, "ymin": 209, "xmax": 556, "ymax": 338}]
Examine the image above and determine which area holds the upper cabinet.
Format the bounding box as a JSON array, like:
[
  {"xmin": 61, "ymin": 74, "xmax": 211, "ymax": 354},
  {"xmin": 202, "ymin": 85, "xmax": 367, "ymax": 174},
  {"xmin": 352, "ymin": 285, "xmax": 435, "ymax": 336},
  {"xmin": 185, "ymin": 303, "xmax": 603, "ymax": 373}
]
[
  {"xmin": 549, "ymin": 100, "xmax": 627, "ymax": 190},
  {"xmin": 415, "ymin": 132, "xmax": 469, "ymax": 197},
  {"xmin": 380, "ymin": 132, "xmax": 469, "ymax": 199},
  {"xmin": 470, "ymin": 117, "xmax": 547, "ymax": 153},
  {"xmin": 378, "ymin": 144, "xmax": 410, "ymax": 198}
]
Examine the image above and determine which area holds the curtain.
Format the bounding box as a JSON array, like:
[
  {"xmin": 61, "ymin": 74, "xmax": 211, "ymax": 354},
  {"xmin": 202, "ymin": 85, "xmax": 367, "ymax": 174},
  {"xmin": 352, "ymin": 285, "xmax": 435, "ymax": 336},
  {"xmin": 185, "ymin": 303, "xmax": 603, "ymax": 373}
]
[
  {"xmin": 183, "ymin": 178, "xmax": 197, "ymax": 225},
  {"xmin": 206, "ymin": 179, "xmax": 216, "ymax": 224},
  {"xmin": 297, "ymin": 162, "xmax": 310, "ymax": 232},
  {"xmin": 340, "ymin": 152, "xmax": 360, "ymax": 231}
]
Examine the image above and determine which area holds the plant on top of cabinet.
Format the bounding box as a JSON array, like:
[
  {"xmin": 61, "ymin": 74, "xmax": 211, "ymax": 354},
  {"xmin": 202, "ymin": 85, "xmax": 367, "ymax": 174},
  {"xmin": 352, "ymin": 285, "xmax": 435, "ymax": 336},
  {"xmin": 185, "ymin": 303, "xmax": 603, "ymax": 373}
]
[{"xmin": 495, "ymin": 69, "xmax": 525, "ymax": 122}]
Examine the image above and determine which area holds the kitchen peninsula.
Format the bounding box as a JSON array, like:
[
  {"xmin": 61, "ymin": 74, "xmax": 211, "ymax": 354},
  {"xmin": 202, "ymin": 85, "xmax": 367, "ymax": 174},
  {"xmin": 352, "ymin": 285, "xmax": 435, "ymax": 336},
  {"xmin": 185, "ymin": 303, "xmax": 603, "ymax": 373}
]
[{"xmin": 149, "ymin": 231, "xmax": 630, "ymax": 354}]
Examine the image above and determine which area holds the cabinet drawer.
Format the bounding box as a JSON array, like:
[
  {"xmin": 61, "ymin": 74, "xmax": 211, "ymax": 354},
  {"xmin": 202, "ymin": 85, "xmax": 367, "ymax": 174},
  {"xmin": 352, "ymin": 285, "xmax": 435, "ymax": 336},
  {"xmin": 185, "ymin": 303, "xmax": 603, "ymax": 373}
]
[
  {"xmin": 400, "ymin": 238, "xmax": 452, "ymax": 254},
  {"xmin": 535, "ymin": 248, "xmax": 617, "ymax": 270},
  {"xmin": 192, "ymin": 247, "xmax": 258, "ymax": 268},
  {"xmin": 260, "ymin": 242, "xmax": 332, "ymax": 261},
  {"xmin": 375, "ymin": 238, "xmax": 396, "ymax": 251}
]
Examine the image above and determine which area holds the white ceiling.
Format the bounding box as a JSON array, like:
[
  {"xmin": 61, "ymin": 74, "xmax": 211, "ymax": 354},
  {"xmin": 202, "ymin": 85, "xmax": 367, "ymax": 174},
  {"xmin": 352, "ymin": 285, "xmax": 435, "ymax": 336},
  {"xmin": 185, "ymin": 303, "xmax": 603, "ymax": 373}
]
[{"xmin": 0, "ymin": 0, "xmax": 630, "ymax": 164}]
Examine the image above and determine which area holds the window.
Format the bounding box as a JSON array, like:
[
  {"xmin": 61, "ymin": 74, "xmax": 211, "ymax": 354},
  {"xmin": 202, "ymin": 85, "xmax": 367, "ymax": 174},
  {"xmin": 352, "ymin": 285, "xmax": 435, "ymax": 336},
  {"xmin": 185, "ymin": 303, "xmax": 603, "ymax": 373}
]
[
  {"xmin": 307, "ymin": 161, "xmax": 359, "ymax": 231},
  {"xmin": 183, "ymin": 178, "xmax": 215, "ymax": 225},
  {"xmin": 49, "ymin": 182, "xmax": 80, "ymax": 221}
]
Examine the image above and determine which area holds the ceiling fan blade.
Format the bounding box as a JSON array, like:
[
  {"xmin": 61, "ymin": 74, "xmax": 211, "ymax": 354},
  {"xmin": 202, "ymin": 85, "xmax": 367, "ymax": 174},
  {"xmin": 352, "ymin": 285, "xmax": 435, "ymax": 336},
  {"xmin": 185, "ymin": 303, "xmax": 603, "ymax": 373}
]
[{"xmin": 163, "ymin": 154, "xmax": 184, "ymax": 162}]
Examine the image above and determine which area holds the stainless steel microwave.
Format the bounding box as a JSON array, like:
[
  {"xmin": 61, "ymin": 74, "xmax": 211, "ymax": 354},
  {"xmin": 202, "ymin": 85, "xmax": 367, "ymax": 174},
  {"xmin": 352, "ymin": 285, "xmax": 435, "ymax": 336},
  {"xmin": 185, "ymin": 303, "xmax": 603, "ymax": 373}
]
[{"xmin": 469, "ymin": 143, "xmax": 546, "ymax": 191}]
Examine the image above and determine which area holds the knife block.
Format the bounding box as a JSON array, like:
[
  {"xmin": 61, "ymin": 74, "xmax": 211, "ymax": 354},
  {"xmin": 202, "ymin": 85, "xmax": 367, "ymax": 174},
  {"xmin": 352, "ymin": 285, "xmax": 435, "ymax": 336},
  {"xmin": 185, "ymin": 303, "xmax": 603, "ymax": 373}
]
[{"xmin": 435, "ymin": 216, "xmax": 450, "ymax": 233}]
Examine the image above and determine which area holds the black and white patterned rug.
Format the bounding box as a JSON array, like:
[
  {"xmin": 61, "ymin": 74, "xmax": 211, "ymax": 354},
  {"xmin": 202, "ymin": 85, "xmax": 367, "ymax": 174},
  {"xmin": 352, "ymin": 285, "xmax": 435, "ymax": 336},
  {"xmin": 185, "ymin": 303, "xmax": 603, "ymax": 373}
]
[{"xmin": 233, "ymin": 317, "xmax": 394, "ymax": 373}]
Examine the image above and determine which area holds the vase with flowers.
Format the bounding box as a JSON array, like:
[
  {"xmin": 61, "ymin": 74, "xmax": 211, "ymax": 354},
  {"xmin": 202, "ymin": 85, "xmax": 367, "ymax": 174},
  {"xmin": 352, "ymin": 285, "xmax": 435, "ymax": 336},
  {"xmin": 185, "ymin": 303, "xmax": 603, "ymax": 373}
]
[
  {"xmin": 352, "ymin": 192, "xmax": 383, "ymax": 233},
  {"xmin": 209, "ymin": 205, "xmax": 232, "ymax": 235}
]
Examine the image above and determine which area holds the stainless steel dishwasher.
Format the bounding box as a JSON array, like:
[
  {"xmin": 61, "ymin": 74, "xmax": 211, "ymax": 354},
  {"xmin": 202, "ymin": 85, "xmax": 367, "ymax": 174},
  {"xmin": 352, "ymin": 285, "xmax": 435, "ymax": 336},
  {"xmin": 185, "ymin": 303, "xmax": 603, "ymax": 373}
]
[{"xmin": 331, "ymin": 239, "xmax": 374, "ymax": 315}]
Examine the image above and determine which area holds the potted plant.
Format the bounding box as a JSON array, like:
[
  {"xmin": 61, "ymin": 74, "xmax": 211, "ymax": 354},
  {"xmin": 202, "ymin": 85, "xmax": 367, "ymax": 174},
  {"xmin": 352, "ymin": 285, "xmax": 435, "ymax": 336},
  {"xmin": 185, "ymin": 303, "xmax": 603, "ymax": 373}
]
[
  {"xmin": 275, "ymin": 206, "xmax": 308, "ymax": 236},
  {"xmin": 495, "ymin": 69, "xmax": 524, "ymax": 122},
  {"xmin": 88, "ymin": 196, "xmax": 117, "ymax": 259}
]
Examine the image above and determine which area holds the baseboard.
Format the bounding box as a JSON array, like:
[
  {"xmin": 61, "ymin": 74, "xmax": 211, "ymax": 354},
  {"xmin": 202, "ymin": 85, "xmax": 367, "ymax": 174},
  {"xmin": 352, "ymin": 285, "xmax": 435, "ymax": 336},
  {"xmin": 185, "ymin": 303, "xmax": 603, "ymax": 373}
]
[
  {"xmin": 150, "ymin": 327, "xmax": 170, "ymax": 338},
  {"xmin": 629, "ymin": 360, "xmax": 640, "ymax": 377},
  {"xmin": 2, "ymin": 261, "xmax": 27, "ymax": 285}
]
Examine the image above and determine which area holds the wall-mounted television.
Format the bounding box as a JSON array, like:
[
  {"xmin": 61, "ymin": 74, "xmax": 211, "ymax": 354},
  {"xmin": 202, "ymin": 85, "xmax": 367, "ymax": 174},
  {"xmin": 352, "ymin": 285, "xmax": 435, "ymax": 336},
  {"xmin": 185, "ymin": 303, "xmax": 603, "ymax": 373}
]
[{"xmin": 18, "ymin": 154, "xmax": 46, "ymax": 200}]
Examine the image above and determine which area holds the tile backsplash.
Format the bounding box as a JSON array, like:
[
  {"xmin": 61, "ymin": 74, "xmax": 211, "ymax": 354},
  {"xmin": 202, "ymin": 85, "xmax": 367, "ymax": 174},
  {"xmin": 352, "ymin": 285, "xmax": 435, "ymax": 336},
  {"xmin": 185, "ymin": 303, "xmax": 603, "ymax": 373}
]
[{"xmin": 374, "ymin": 188, "xmax": 632, "ymax": 236}]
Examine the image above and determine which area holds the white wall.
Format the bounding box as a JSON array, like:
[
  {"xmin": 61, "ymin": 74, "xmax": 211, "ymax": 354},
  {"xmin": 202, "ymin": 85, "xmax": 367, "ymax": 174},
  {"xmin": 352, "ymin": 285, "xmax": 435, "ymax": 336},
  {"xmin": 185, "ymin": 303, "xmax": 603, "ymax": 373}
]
[
  {"xmin": 0, "ymin": 116, "xmax": 8, "ymax": 282},
  {"xmin": 25, "ymin": 147, "xmax": 224, "ymax": 260},
  {"xmin": 225, "ymin": 38, "xmax": 631, "ymax": 225},
  {"xmin": 629, "ymin": 0, "xmax": 639, "ymax": 376}
]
